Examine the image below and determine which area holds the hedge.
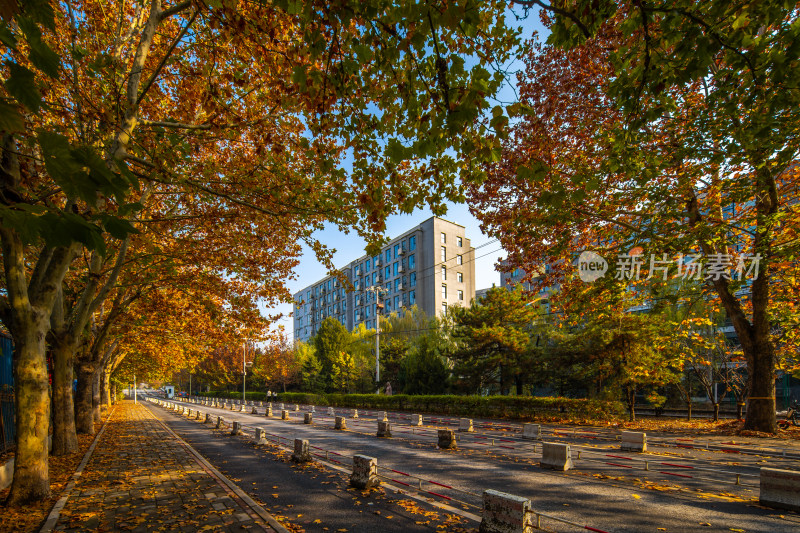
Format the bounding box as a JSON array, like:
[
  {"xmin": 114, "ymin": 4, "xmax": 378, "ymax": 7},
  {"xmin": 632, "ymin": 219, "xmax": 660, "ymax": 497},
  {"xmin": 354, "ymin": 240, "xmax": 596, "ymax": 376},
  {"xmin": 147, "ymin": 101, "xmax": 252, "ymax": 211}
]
[
  {"xmin": 197, "ymin": 391, "xmax": 624, "ymax": 421},
  {"xmin": 197, "ymin": 391, "xmax": 267, "ymax": 401}
]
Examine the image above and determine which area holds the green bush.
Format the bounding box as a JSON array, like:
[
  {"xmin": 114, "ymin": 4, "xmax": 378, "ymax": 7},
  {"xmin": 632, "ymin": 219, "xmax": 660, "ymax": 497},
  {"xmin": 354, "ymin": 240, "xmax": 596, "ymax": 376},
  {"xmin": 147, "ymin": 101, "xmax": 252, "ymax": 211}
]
[
  {"xmin": 197, "ymin": 391, "xmax": 267, "ymax": 401},
  {"xmin": 268, "ymin": 392, "xmax": 623, "ymax": 421}
]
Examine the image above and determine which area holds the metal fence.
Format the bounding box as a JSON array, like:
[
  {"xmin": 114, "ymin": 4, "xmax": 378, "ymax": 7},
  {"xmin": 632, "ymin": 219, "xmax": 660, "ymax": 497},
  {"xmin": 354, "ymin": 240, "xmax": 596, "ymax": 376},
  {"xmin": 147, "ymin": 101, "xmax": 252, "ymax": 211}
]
[{"xmin": 0, "ymin": 332, "xmax": 14, "ymax": 455}]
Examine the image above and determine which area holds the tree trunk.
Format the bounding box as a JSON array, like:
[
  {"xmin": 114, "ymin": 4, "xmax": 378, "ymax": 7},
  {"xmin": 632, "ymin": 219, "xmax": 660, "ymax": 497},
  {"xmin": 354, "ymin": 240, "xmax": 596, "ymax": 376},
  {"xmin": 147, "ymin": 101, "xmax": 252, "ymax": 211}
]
[
  {"xmin": 7, "ymin": 323, "xmax": 51, "ymax": 504},
  {"xmin": 75, "ymin": 362, "xmax": 95, "ymax": 434},
  {"xmin": 515, "ymin": 374, "xmax": 523, "ymax": 396},
  {"xmin": 50, "ymin": 340, "xmax": 79, "ymax": 456},
  {"xmin": 626, "ymin": 386, "xmax": 636, "ymax": 422},
  {"xmin": 712, "ymin": 402, "xmax": 720, "ymax": 422},
  {"xmin": 101, "ymin": 370, "xmax": 111, "ymax": 412},
  {"xmin": 92, "ymin": 370, "xmax": 102, "ymax": 424},
  {"xmin": 686, "ymin": 401, "xmax": 692, "ymax": 421},
  {"xmin": 742, "ymin": 338, "xmax": 777, "ymax": 432},
  {"xmin": 737, "ymin": 402, "xmax": 744, "ymax": 420}
]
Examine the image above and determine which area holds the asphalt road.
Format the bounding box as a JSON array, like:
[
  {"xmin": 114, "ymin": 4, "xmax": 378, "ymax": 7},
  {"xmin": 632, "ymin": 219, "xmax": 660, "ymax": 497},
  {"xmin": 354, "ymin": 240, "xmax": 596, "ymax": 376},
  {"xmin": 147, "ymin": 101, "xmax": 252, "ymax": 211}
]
[{"xmin": 157, "ymin": 398, "xmax": 800, "ymax": 533}]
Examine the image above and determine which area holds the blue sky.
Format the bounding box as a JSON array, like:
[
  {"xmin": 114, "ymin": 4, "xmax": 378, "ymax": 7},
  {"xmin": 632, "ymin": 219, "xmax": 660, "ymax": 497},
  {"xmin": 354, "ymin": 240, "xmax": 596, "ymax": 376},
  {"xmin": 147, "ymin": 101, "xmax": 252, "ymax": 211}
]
[{"xmin": 267, "ymin": 8, "xmax": 548, "ymax": 340}]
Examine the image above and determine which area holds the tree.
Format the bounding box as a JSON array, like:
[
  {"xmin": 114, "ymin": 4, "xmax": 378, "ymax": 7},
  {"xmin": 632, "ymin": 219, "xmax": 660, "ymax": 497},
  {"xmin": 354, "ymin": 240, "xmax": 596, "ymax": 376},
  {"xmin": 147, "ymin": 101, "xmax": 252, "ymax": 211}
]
[
  {"xmin": 296, "ymin": 342, "xmax": 324, "ymax": 393},
  {"xmin": 471, "ymin": 2, "xmax": 800, "ymax": 432},
  {"xmin": 399, "ymin": 329, "xmax": 451, "ymax": 395},
  {"xmin": 450, "ymin": 286, "xmax": 540, "ymax": 395},
  {"xmin": 313, "ymin": 317, "xmax": 351, "ymax": 391}
]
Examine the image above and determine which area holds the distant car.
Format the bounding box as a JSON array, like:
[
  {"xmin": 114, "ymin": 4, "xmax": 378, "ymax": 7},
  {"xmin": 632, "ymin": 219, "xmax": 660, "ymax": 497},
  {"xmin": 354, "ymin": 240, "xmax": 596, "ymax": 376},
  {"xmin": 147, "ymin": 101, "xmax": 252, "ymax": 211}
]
[{"xmin": 177, "ymin": 391, "xmax": 187, "ymax": 397}]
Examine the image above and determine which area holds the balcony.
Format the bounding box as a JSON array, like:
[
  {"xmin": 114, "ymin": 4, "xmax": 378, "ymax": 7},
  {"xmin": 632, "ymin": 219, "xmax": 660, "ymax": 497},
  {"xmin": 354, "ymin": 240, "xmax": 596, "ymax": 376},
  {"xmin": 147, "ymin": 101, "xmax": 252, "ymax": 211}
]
[
  {"xmin": 398, "ymin": 266, "xmax": 405, "ymax": 274},
  {"xmin": 374, "ymin": 259, "xmax": 382, "ymax": 267},
  {"xmin": 397, "ymin": 283, "xmax": 404, "ymax": 291}
]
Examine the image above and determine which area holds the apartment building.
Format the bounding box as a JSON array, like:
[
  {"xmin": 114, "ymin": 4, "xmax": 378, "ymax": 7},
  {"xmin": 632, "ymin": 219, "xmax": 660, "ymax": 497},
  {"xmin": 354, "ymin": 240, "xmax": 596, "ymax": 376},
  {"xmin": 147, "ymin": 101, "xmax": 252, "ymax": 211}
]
[{"xmin": 293, "ymin": 217, "xmax": 476, "ymax": 343}]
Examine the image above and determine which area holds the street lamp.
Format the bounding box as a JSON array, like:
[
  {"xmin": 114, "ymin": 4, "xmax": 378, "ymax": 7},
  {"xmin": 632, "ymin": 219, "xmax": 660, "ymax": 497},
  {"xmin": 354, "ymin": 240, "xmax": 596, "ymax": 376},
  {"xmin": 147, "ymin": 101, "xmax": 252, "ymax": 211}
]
[
  {"xmin": 365, "ymin": 286, "xmax": 388, "ymax": 385},
  {"xmin": 242, "ymin": 342, "xmax": 253, "ymax": 402}
]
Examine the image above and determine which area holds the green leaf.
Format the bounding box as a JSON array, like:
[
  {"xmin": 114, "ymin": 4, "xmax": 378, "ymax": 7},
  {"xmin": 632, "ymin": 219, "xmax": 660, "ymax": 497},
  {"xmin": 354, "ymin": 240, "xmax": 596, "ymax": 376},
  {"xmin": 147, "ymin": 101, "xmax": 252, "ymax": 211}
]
[
  {"xmin": 101, "ymin": 216, "xmax": 139, "ymax": 240},
  {"xmin": 0, "ymin": 99, "xmax": 25, "ymax": 132},
  {"xmin": 28, "ymin": 38, "xmax": 60, "ymax": 78},
  {"xmin": 5, "ymin": 62, "xmax": 42, "ymax": 111},
  {"xmin": 0, "ymin": 23, "xmax": 17, "ymax": 49}
]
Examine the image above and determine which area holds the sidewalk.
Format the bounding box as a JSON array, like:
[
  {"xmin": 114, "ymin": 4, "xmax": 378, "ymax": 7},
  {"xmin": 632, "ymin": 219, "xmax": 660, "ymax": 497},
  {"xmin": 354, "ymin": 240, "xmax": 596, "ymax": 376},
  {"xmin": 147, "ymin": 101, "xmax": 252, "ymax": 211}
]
[{"xmin": 47, "ymin": 401, "xmax": 285, "ymax": 532}]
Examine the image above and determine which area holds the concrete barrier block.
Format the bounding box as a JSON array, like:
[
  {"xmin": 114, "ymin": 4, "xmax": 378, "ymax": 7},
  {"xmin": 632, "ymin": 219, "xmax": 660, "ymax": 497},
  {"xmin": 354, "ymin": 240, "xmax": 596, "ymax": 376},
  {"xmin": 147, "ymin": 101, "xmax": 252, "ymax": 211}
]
[
  {"xmin": 195, "ymin": 410, "xmax": 202, "ymax": 420},
  {"xmin": 335, "ymin": 416, "xmax": 347, "ymax": 430},
  {"xmin": 251, "ymin": 406, "xmax": 258, "ymax": 415},
  {"xmin": 265, "ymin": 406, "xmax": 273, "ymax": 417},
  {"xmin": 438, "ymin": 429, "xmax": 457, "ymax": 450},
  {"xmin": 311, "ymin": 405, "xmax": 316, "ymax": 413},
  {"xmin": 239, "ymin": 404, "xmax": 246, "ymax": 412},
  {"xmin": 328, "ymin": 407, "xmax": 335, "ymax": 416},
  {"xmin": 522, "ymin": 424, "xmax": 541, "ymax": 440},
  {"xmin": 621, "ymin": 431, "xmax": 647, "ymax": 452},
  {"xmin": 279, "ymin": 403, "xmax": 285, "ymax": 410},
  {"xmin": 231, "ymin": 421, "xmax": 242, "ymax": 435},
  {"xmin": 304, "ymin": 413, "xmax": 313, "ymax": 424},
  {"xmin": 294, "ymin": 404, "xmax": 300, "ymax": 412},
  {"xmin": 412, "ymin": 414, "xmax": 423, "ymax": 426},
  {"xmin": 216, "ymin": 416, "xmax": 225, "ymax": 429},
  {"xmin": 540, "ymin": 442, "xmax": 573, "ymax": 471},
  {"xmin": 381, "ymin": 411, "xmax": 388, "ymax": 421},
  {"xmin": 459, "ymin": 418, "xmax": 474, "ymax": 432},
  {"xmin": 352, "ymin": 409, "xmax": 359, "ymax": 419},
  {"xmin": 205, "ymin": 413, "xmax": 213, "ymax": 423},
  {"xmin": 376, "ymin": 421, "xmax": 392, "ymax": 438},
  {"xmin": 187, "ymin": 409, "xmax": 193, "ymax": 418},
  {"xmin": 480, "ymin": 489, "xmax": 534, "ymax": 533},
  {"xmin": 760, "ymin": 468, "xmax": 800, "ymax": 511},
  {"xmin": 350, "ymin": 455, "xmax": 380, "ymax": 489},
  {"xmin": 291, "ymin": 438, "xmax": 311, "ymax": 463},
  {"xmin": 281, "ymin": 410, "xmax": 289, "ymax": 420},
  {"xmin": 255, "ymin": 428, "xmax": 267, "ymax": 444}
]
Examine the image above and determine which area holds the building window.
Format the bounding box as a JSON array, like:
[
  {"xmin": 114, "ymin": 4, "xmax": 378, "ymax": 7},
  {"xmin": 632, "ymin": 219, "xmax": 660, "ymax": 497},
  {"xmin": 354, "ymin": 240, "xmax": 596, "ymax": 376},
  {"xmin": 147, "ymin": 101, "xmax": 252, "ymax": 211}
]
[
  {"xmin": 385, "ymin": 249, "xmax": 391, "ymax": 262},
  {"xmin": 385, "ymin": 266, "xmax": 390, "ymax": 278},
  {"xmin": 365, "ymin": 258, "xmax": 370, "ymax": 271},
  {"xmin": 394, "ymin": 295, "xmax": 400, "ymax": 308},
  {"xmin": 394, "ymin": 244, "xmax": 400, "ymax": 258},
  {"xmin": 409, "ymin": 290, "xmax": 416, "ymax": 305},
  {"xmin": 408, "ymin": 254, "xmax": 415, "ymax": 269},
  {"xmin": 393, "ymin": 262, "xmax": 399, "ymax": 276},
  {"xmin": 395, "ymin": 278, "xmax": 400, "ymax": 291},
  {"xmin": 441, "ymin": 265, "xmax": 446, "ymax": 280},
  {"xmin": 409, "ymin": 235, "xmax": 416, "ymax": 250},
  {"xmin": 441, "ymin": 246, "xmax": 446, "ymax": 262},
  {"xmin": 410, "ymin": 272, "xmax": 417, "ymax": 287},
  {"xmin": 372, "ymin": 272, "xmax": 377, "ymax": 284},
  {"xmin": 457, "ymin": 236, "xmax": 463, "ymax": 247},
  {"xmin": 457, "ymin": 255, "xmax": 463, "ymax": 265},
  {"xmin": 457, "ymin": 272, "xmax": 463, "ymax": 283},
  {"xmin": 385, "ymin": 299, "xmax": 391, "ymax": 311},
  {"xmin": 458, "ymin": 290, "xmax": 464, "ymax": 301},
  {"xmin": 441, "ymin": 232, "xmax": 446, "ymax": 244},
  {"xmin": 441, "ymin": 284, "xmax": 447, "ymax": 299},
  {"xmin": 441, "ymin": 302, "xmax": 447, "ymax": 314}
]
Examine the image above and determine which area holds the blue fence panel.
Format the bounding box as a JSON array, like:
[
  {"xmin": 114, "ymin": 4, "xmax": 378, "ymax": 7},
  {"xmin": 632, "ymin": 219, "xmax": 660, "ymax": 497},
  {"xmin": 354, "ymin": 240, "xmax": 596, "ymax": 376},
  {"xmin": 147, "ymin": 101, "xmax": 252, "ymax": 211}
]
[{"xmin": 0, "ymin": 333, "xmax": 14, "ymax": 454}]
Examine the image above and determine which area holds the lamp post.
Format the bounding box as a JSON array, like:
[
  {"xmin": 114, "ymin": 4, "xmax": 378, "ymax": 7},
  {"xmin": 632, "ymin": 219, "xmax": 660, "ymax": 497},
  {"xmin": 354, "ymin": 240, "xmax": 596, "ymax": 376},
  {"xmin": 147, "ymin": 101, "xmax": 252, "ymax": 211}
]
[
  {"xmin": 242, "ymin": 341, "xmax": 253, "ymax": 402},
  {"xmin": 365, "ymin": 286, "xmax": 388, "ymax": 385}
]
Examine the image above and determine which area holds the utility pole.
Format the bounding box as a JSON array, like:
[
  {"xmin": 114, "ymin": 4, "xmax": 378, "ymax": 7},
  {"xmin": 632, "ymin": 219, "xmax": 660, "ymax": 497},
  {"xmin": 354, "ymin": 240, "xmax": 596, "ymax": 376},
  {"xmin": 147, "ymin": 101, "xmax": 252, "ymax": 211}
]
[
  {"xmin": 133, "ymin": 373, "xmax": 137, "ymax": 404},
  {"xmin": 189, "ymin": 373, "xmax": 191, "ymax": 398},
  {"xmin": 365, "ymin": 286, "xmax": 388, "ymax": 386},
  {"xmin": 242, "ymin": 341, "xmax": 247, "ymax": 403}
]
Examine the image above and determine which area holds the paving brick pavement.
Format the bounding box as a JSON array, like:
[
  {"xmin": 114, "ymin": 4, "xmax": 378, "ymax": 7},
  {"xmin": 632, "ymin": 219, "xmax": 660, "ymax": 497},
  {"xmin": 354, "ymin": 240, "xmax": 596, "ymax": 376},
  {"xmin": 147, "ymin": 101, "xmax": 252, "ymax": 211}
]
[{"xmin": 50, "ymin": 401, "xmax": 283, "ymax": 532}]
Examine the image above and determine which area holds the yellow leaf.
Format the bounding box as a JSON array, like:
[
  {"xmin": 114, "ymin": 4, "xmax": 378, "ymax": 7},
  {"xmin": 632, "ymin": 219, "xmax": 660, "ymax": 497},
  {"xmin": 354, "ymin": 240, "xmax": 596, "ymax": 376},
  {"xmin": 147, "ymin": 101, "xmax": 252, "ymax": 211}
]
[{"xmin": 632, "ymin": 494, "xmax": 640, "ymax": 499}]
